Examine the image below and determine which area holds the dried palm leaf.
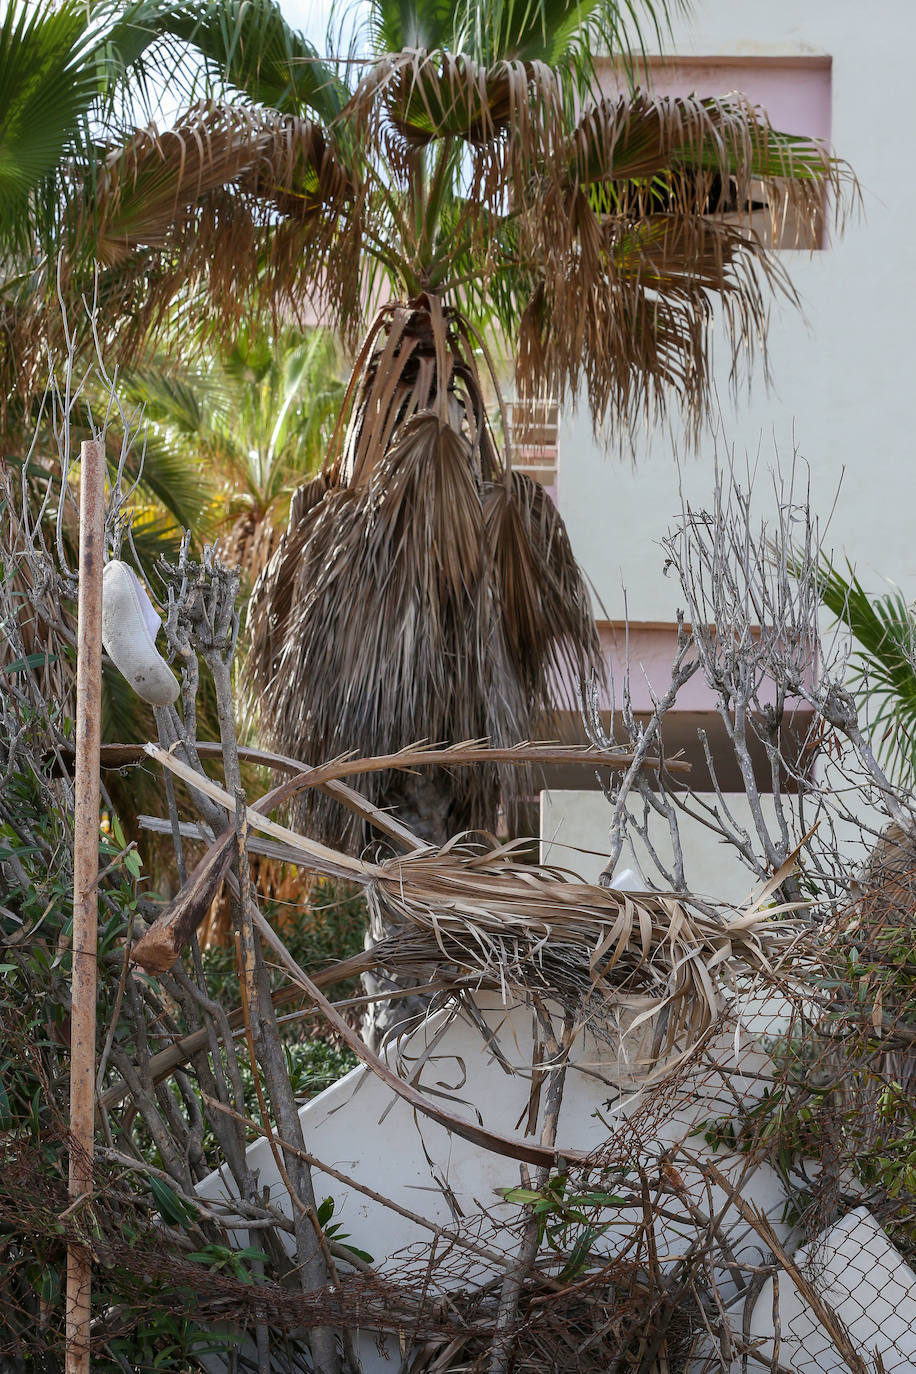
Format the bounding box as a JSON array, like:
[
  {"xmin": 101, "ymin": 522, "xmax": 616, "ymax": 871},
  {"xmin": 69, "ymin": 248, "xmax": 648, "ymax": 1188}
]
[
  {"xmin": 516, "ymin": 210, "xmax": 785, "ymax": 437},
  {"xmin": 347, "ymin": 48, "xmax": 563, "ymax": 179},
  {"xmin": 246, "ymin": 296, "xmax": 604, "ymax": 849},
  {"xmin": 142, "ymin": 741, "xmax": 798, "ymax": 1078},
  {"xmin": 58, "ymin": 102, "xmax": 365, "ymax": 367},
  {"xmin": 366, "ymin": 847, "xmax": 794, "ymax": 1073},
  {"xmin": 483, "ymin": 470, "xmax": 600, "ymax": 705},
  {"xmin": 565, "ymin": 92, "xmax": 842, "ymax": 210}
]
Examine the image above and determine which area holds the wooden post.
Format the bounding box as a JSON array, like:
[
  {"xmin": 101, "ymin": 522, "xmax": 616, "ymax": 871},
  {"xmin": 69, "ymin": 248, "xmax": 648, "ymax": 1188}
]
[{"xmin": 66, "ymin": 439, "xmax": 105, "ymax": 1374}]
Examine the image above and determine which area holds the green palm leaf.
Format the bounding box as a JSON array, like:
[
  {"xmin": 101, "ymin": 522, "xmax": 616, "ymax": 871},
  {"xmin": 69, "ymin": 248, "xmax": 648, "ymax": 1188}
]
[
  {"xmin": 123, "ymin": 326, "xmax": 346, "ymax": 583},
  {"xmin": 0, "ymin": 0, "xmax": 97, "ymax": 243},
  {"xmin": 817, "ymin": 558, "xmax": 916, "ymax": 786},
  {"xmin": 0, "ymin": 0, "xmax": 172, "ymax": 251},
  {"xmin": 163, "ymin": 0, "xmax": 349, "ymax": 122}
]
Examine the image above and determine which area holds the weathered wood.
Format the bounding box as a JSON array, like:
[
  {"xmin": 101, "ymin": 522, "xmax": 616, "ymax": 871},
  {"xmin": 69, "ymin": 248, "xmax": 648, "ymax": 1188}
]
[
  {"xmin": 129, "ymin": 828, "xmax": 236, "ymax": 972},
  {"xmin": 66, "ymin": 439, "xmax": 105, "ymax": 1374}
]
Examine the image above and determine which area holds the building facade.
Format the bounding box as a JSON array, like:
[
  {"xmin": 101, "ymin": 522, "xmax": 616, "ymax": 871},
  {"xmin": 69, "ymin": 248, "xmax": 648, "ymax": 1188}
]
[{"xmin": 539, "ymin": 0, "xmax": 912, "ymax": 897}]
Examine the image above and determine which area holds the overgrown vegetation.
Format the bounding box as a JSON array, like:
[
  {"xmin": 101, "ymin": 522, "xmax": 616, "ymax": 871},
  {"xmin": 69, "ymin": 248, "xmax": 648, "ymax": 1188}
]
[
  {"xmin": 5, "ymin": 409, "xmax": 916, "ymax": 1373},
  {"xmin": 0, "ymin": 702, "xmax": 362, "ymax": 1367}
]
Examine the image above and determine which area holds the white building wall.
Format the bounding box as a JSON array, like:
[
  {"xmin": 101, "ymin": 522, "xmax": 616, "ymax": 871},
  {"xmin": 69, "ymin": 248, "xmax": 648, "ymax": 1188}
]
[
  {"xmin": 540, "ymin": 789, "xmax": 786, "ymax": 901},
  {"xmin": 559, "ymin": 0, "xmax": 916, "ymax": 623},
  {"xmin": 546, "ymin": 1, "xmax": 915, "ymax": 883}
]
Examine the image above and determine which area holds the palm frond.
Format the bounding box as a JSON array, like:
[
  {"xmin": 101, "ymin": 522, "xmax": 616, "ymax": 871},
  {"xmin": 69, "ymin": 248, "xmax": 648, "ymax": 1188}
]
[
  {"xmin": 57, "ymin": 102, "xmax": 364, "ymax": 361},
  {"xmin": 0, "ymin": 0, "xmax": 180, "ymax": 254},
  {"xmin": 817, "ymin": 558, "xmax": 916, "ymax": 786},
  {"xmin": 0, "ymin": 2, "xmax": 90, "ymax": 196},
  {"xmin": 119, "ymin": 431, "xmax": 214, "ymax": 541},
  {"xmin": 363, "ymin": 0, "xmax": 468, "ymax": 60},
  {"xmin": 516, "ymin": 211, "xmax": 783, "ymax": 439},
  {"xmin": 123, "ymin": 326, "xmax": 347, "ymax": 586},
  {"xmin": 162, "ymin": 0, "xmax": 350, "ymax": 123},
  {"xmin": 246, "ymin": 298, "xmax": 604, "ymax": 850},
  {"xmin": 483, "ymin": 470, "xmax": 600, "ymax": 708},
  {"xmin": 460, "ymin": 0, "xmax": 678, "ymax": 88},
  {"xmin": 368, "ymin": 841, "xmax": 788, "ymax": 1071},
  {"xmin": 143, "ymin": 737, "xmax": 797, "ymax": 1076},
  {"xmin": 361, "ymin": 0, "xmax": 681, "ymax": 85}
]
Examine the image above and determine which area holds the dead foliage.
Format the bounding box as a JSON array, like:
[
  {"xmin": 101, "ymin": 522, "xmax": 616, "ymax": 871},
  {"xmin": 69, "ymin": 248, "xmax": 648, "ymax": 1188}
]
[
  {"xmin": 246, "ymin": 297, "xmax": 604, "ymax": 850},
  {"xmin": 4, "ymin": 445, "xmax": 915, "ymax": 1374}
]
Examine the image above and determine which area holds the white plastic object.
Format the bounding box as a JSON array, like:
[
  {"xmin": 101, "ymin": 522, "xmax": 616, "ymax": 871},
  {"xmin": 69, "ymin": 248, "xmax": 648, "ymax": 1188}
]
[
  {"xmin": 101, "ymin": 560, "xmax": 179, "ymax": 707},
  {"xmin": 608, "ymin": 867, "xmax": 643, "ymax": 891},
  {"xmin": 746, "ymin": 1205, "xmax": 916, "ymax": 1373}
]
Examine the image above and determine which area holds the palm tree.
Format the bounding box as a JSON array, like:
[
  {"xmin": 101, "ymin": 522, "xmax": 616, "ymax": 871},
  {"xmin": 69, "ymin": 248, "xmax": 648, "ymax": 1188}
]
[
  {"xmin": 187, "ymin": 0, "xmax": 847, "ymax": 848},
  {"xmin": 2, "ymin": 0, "xmax": 850, "ymax": 848},
  {"xmin": 124, "ymin": 325, "xmax": 346, "ymax": 584},
  {"xmin": 0, "ymin": 0, "xmax": 193, "ymax": 422},
  {"xmin": 0, "ymin": 0, "xmax": 217, "ymax": 571},
  {"xmin": 816, "ymin": 560, "xmax": 916, "ymax": 789}
]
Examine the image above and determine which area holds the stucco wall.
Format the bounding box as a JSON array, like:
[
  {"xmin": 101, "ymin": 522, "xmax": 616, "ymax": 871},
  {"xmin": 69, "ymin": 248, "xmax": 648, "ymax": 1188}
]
[{"xmin": 540, "ymin": 788, "xmax": 787, "ymax": 900}]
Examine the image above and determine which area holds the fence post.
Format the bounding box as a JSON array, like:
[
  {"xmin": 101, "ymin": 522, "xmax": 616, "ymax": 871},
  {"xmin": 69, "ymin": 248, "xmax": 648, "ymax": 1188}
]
[{"xmin": 65, "ymin": 438, "xmax": 105, "ymax": 1374}]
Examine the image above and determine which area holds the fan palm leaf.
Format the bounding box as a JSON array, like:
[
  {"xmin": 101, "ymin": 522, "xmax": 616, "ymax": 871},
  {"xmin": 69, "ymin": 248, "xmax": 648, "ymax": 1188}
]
[
  {"xmin": 0, "ymin": 0, "xmax": 184, "ymax": 255},
  {"xmin": 817, "ymin": 559, "xmax": 916, "ymax": 787},
  {"xmin": 161, "ymin": 0, "xmax": 348, "ymax": 122},
  {"xmin": 247, "ymin": 296, "xmax": 602, "ymax": 847}
]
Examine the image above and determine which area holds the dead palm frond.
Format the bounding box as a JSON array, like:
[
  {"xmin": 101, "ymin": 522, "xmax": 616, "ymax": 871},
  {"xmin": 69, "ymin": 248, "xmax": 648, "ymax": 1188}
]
[
  {"xmin": 367, "ymin": 847, "xmax": 788, "ymax": 1072},
  {"xmin": 136, "ymin": 738, "xmax": 799, "ymax": 1077},
  {"xmin": 61, "ymin": 102, "xmax": 364, "ymax": 358},
  {"xmin": 246, "ymin": 296, "xmax": 604, "ymax": 847}
]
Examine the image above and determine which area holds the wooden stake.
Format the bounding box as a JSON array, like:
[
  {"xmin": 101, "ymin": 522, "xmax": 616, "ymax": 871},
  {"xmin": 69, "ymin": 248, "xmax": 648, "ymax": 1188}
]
[{"xmin": 66, "ymin": 439, "xmax": 105, "ymax": 1374}]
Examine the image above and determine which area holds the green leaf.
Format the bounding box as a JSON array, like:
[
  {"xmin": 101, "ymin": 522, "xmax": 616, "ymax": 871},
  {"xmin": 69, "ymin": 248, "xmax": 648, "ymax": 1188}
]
[
  {"xmin": 495, "ymin": 1186, "xmax": 543, "ymax": 1205},
  {"xmin": 813, "ymin": 556, "xmax": 916, "ymax": 785},
  {"xmin": 149, "ymin": 1174, "xmax": 198, "ymax": 1228},
  {"xmin": 558, "ymin": 1225, "xmax": 604, "ymax": 1282},
  {"xmin": 572, "ymin": 1190, "xmax": 629, "ymax": 1207},
  {"xmin": 232, "ymin": 1245, "xmax": 270, "ymax": 1262},
  {"xmin": 1, "ymin": 653, "xmax": 57, "ymax": 674}
]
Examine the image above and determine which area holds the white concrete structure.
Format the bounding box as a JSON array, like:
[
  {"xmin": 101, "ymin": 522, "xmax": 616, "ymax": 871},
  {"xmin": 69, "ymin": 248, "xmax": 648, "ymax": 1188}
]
[
  {"xmin": 541, "ymin": 1, "xmax": 915, "ymax": 888},
  {"xmin": 199, "ymin": 988, "xmax": 916, "ymax": 1374},
  {"xmin": 197, "ymin": 991, "xmax": 802, "ymax": 1373},
  {"xmin": 745, "ymin": 1206, "xmax": 916, "ymax": 1374}
]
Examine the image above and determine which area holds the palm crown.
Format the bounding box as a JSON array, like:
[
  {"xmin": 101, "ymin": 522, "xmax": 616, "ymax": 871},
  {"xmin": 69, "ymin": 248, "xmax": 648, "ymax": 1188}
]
[
  {"xmin": 223, "ymin": 0, "xmax": 846, "ymax": 846},
  {"xmin": 127, "ymin": 0, "xmax": 846, "ymax": 427},
  {"xmin": 2, "ymin": 0, "xmax": 851, "ymax": 848}
]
